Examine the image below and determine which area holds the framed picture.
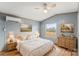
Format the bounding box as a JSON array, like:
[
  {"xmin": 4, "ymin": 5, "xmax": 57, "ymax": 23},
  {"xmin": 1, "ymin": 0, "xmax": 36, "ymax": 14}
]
[
  {"xmin": 45, "ymin": 23, "xmax": 56, "ymax": 37},
  {"xmin": 20, "ymin": 24, "xmax": 32, "ymax": 32},
  {"xmin": 61, "ymin": 24, "xmax": 74, "ymax": 33}
]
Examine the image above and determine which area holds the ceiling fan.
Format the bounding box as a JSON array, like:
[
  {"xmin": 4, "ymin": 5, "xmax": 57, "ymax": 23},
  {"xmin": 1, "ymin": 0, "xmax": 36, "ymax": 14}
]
[{"xmin": 35, "ymin": 3, "xmax": 56, "ymax": 13}]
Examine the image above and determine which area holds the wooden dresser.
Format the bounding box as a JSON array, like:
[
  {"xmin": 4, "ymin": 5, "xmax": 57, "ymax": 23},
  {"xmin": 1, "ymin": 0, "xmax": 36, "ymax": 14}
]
[
  {"xmin": 57, "ymin": 36, "xmax": 77, "ymax": 51},
  {"xmin": 7, "ymin": 42, "xmax": 17, "ymax": 51}
]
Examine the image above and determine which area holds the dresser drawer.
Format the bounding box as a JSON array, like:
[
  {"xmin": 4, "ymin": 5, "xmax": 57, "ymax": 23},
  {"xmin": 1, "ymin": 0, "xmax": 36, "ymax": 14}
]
[{"xmin": 57, "ymin": 36, "xmax": 77, "ymax": 51}]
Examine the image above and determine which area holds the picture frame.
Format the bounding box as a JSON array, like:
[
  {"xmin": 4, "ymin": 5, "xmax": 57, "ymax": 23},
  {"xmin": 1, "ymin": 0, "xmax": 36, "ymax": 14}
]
[
  {"xmin": 61, "ymin": 24, "xmax": 74, "ymax": 33},
  {"xmin": 20, "ymin": 24, "xmax": 32, "ymax": 32}
]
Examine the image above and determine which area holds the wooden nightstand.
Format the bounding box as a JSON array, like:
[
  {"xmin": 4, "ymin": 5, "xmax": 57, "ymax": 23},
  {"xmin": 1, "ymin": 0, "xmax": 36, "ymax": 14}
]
[{"xmin": 7, "ymin": 42, "xmax": 17, "ymax": 51}]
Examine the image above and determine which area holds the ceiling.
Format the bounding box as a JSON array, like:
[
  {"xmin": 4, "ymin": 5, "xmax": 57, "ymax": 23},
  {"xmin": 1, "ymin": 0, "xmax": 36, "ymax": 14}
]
[{"xmin": 0, "ymin": 2, "xmax": 78, "ymax": 21}]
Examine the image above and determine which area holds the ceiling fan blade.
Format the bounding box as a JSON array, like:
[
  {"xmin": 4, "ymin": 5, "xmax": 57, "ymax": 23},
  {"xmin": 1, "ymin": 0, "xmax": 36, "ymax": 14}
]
[{"xmin": 34, "ymin": 3, "xmax": 56, "ymax": 10}]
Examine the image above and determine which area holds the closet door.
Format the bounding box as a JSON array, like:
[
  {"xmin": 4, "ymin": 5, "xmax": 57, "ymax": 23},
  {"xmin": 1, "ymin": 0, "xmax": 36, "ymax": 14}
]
[{"xmin": 0, "ymin": 16, "xmax": 6, "ymax": 51}]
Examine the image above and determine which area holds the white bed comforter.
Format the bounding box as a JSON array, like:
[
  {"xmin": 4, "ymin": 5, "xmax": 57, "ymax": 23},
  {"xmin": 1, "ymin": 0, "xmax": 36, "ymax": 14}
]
[{"xmin": 16, "ymin": 38, "xmax": 54, "ymax": 56}]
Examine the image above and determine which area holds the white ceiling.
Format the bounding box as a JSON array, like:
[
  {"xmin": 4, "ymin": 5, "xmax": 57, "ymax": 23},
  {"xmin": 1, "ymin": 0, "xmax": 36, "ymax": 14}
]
[{"xmin": 0, "ymin": 2, "xmax": 78, "ymax": 21}]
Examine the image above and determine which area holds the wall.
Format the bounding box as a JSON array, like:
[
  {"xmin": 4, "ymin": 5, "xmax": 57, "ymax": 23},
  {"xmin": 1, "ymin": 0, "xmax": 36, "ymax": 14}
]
[
  {"xmin": 6, "ymin": 18, "xmax": 40, "ymax": 39},
  {"xmin": 22, "ymin": 19, "xmax": 40, "ymax": 38},
  {"xmin": 40, "ymin": 12, "xmax": 78, "ymax": 42},
  {"xmin": 0, "ymin": 16, "xmax": 6, "ymax": 51},
  {"xmin": 6, "ymin": 21, "xmax": 20, "ymax": 35}
]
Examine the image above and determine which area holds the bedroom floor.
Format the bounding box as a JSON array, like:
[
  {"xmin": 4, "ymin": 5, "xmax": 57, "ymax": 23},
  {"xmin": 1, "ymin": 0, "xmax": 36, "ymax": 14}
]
[{"xmin": 0, "ymin": 45, "xmax": 78, "ymax": 56}]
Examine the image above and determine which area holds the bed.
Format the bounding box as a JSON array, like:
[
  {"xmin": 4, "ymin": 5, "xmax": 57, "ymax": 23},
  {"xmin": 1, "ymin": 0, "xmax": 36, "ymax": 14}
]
[{"xmin": 16, "ymin": 38, "xmax": 54, "ymax": 56}]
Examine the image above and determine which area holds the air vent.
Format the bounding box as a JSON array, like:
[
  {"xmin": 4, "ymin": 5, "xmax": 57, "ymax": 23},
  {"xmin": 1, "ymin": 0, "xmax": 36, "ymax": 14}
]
[{"xmin": 6, "ymin": 16, "xmax": 21, "ymax": 23}]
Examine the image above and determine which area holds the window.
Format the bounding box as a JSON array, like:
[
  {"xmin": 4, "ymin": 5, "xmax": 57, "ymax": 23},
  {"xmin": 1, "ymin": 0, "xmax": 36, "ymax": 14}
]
[{"xmin": 45, "ymin": 23, "xmax": 56, "ymax": 38}]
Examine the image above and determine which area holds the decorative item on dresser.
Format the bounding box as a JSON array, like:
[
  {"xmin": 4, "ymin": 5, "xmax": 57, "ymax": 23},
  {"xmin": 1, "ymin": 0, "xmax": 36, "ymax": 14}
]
[{"xmin": 57, "ymin": 35, "xmax": 77, "ymax": 52}]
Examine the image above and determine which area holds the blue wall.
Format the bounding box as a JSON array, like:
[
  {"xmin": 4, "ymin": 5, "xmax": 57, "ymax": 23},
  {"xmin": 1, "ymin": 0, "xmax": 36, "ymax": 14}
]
[
  {"xmin": 0, "ymin": 16, "xmax": 6, "ymax": 51},
  {"xmin": 40, "ymin": 12, "xmax": 78, "ymax": 42},
  {"xmin": 6, "ymin": 18, "xmax": 40, "ymax": 40}
]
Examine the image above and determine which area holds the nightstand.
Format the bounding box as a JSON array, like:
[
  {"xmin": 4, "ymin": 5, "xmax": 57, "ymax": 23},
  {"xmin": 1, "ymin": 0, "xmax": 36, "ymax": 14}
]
[{"xmin": 7, "ymin": 42, "xmax": 17, "ymax": 51}]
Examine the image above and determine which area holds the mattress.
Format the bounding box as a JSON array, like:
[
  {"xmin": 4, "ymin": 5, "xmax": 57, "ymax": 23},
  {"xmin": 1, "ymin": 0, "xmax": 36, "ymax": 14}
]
[{"xmin": 16, "ymin": 38, "xmax": 54, "ymax": 56}]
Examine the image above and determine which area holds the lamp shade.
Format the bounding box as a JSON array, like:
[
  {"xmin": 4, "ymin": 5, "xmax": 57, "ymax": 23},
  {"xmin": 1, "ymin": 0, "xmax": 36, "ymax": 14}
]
[
  {"xmin": 7, "ymin": 32, "xmax": 15, "ymax": 44},
  {"xmin": 35, "ymin": 32, "xmax": 40, "ymax": 38}
]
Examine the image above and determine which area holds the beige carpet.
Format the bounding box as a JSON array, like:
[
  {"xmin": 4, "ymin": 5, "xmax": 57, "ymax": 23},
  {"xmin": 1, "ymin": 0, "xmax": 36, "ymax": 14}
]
[{"xmin": 0, "ymin": 45, "xmax": 77, "ymax": 56}]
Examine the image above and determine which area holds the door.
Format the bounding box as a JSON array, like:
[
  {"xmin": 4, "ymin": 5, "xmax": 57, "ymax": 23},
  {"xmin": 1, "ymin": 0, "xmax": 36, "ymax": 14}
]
[{"xmin": 0, "ymin": 16, "xmax": 6, "ymax": 51}]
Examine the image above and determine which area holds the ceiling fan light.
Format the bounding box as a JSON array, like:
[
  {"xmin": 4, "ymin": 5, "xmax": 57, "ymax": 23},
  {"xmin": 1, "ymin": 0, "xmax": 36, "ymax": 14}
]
[{"xmin": 44, "ymin": 9, "xmax": 47, "ymax": 13}]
